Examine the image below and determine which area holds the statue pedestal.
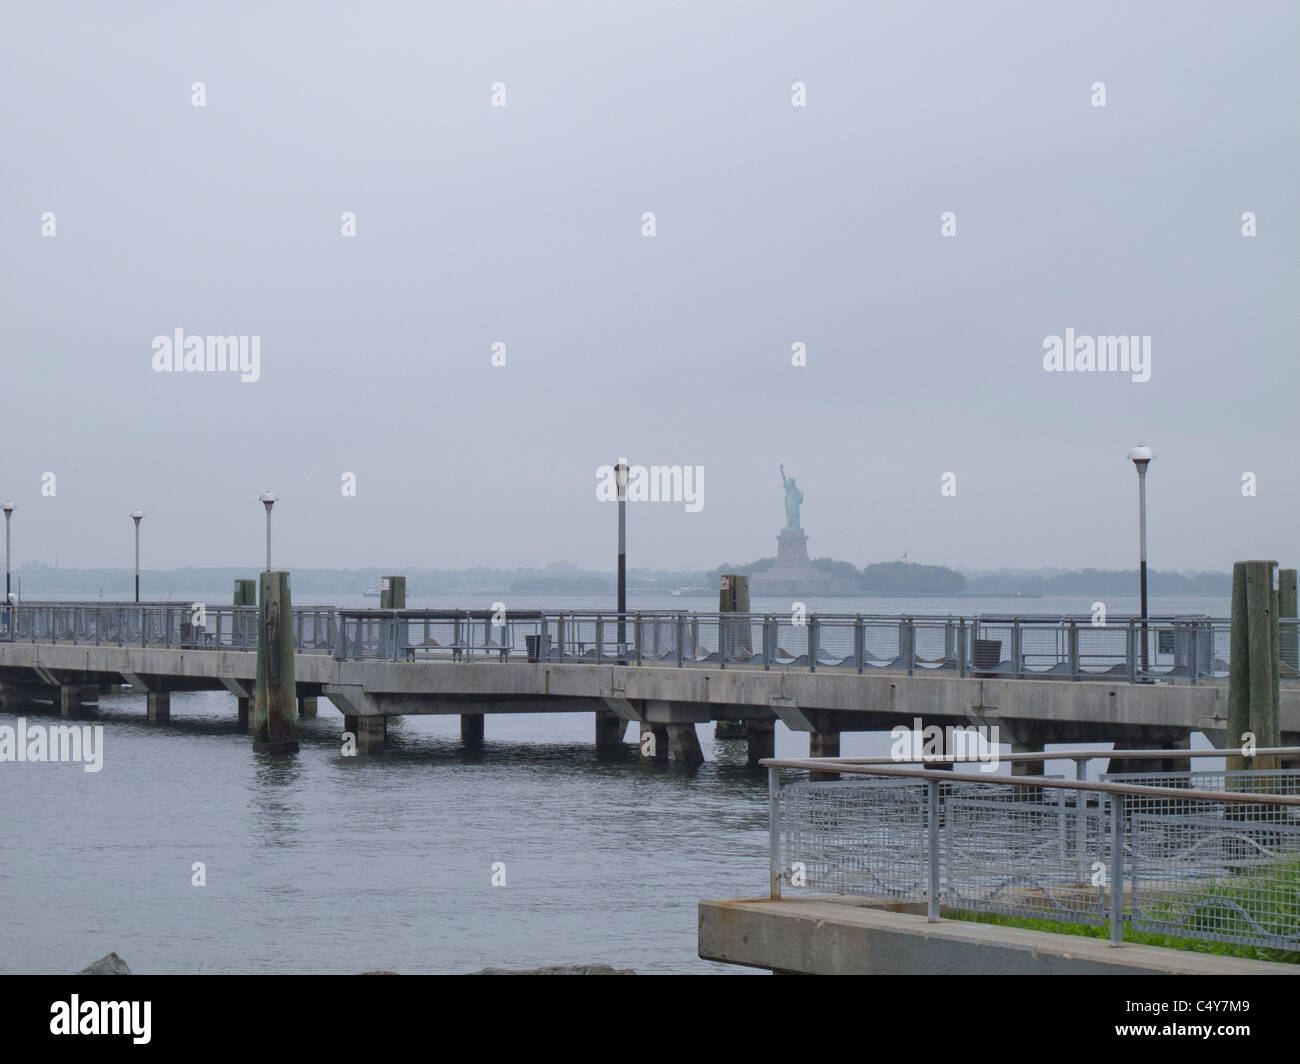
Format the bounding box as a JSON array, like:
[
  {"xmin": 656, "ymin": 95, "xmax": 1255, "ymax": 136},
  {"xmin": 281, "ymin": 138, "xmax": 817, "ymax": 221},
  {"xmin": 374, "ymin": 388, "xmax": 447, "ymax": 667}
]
[
  {"xmin": 751, "ymin": 528, "xmax": 833, "ymax": 596},
  {"xmin": 776, "ymin": 529, "xmax": 810, "ymax": 565}
]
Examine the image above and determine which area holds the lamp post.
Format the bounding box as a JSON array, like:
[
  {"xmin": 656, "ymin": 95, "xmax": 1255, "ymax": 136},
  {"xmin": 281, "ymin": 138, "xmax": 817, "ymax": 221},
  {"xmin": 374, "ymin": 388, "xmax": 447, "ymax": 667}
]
[
  {"xmin": 260, "ymin": 492, "xmax": 277, "ymax": 571},
  {"xmin": 2, "ymin": 501, "xmax": 13, "ymax": 603},
  {"xmin": 1127, "ymin": 445, "xmax": 1154, "ymax": 676},
  {"xmin": 130, "ymin": 510, "xmax": 144, "ymax": 603},
  {"xmin": 615, "ymin": 460, "xmax": 628, "ymax": 661}
]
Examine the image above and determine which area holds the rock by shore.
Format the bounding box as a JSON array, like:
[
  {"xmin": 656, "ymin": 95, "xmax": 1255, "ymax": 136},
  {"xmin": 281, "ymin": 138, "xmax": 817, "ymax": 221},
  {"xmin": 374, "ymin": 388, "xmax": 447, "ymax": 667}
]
[{"xmin": 77, "ymin": 953, "xmax": 132, "ymax": 975}]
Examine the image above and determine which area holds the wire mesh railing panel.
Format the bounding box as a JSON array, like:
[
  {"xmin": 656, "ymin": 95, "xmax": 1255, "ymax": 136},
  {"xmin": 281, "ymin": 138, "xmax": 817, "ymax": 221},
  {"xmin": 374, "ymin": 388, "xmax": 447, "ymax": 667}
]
[
  {"xmin": 1130, "ymin": 810, "xmax": 1300, "ymax": 950},
  {"xmin": 1102, "ymin": 771, "xmax": 1300, "ymax": 821},
  {"xmin": 943, "ymin": 792, "xmax": 1110, "ymax": 925},
  {"xmin": 783, "ymin": 779, "xmax": 929, "ymax": 899}
]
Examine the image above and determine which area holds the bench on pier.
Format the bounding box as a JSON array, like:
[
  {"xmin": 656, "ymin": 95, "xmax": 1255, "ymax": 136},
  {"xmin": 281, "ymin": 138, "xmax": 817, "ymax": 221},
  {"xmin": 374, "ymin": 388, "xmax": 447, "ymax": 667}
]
[{"xmin": 403, "ymin": 638, "xmax": 509, "ymax": 663}]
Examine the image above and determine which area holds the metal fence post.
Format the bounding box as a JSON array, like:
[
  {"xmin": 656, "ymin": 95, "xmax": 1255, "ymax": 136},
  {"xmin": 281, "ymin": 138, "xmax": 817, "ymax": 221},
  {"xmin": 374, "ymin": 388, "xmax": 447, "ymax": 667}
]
[
  {"xmin": 927, "ymin": 777, "xmax": 940, "ymax": 921},
  {"xmin": 1069, "ymin": 619, "xmax": 1079, "ymax": 680},
  {"xmin": 1109, "ymin": 793, "xmax": 1124, "ymax": 945},
  {"xmin": 769, "ymin": 766, "xmax": 781, "ymax": 899},
  {"xmin": 1075, "ymin": 758, "xmax": 1088, "ymax": 885},
  {"xmin": 854, "ymin": 614, "xmax": 864, "ymax": 673},
  {"xmin": 1127, "ymin": 617, "xmax": 1136, "ymax": 681},
  {"xmin": 957, "ymin": 617, "xmax": 966, "ymax": 677}
]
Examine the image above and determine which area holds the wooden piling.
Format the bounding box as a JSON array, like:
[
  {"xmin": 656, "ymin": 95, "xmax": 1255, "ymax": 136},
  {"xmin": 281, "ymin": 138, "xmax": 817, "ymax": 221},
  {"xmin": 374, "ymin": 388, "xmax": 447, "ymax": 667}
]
[
  {"xmin": 719, "ymin": 573, "xmax": 751, "ymax": 655},
  {"xmin": 1227, "ymin": 560, "xmax": 1278, "ymax": 771},
  {"xmin": 252, "ymin": 571, "xmax": 299, "ymax": 754},
  {"xmin": 1281, "ymin": 569, "xmax": 1298, "ymax": 678},
  {"xmin": 380, "ymin": 576, "xmax": 406, "ymax": 609}
]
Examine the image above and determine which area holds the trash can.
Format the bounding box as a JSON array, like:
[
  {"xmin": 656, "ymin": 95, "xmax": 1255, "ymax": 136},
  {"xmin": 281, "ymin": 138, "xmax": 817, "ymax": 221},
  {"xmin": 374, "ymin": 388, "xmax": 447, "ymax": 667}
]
[{"xmin": 972, "ymin": 639, "xmax": 1001, "ymax": 671}]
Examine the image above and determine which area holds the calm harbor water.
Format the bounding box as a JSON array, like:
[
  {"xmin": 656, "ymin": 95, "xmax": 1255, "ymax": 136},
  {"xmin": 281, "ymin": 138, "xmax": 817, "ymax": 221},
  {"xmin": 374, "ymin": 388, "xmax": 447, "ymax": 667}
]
[{"xmin": 0, "ymin": 592, "xmax": 1228, "ymax": 974}]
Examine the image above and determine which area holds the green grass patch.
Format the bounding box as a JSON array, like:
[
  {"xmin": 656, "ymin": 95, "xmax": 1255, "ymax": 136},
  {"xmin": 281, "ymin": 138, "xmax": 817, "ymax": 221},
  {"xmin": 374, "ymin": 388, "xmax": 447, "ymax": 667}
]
[{"xmin": 944, "ymin": 907, "xmax": 1297, "ymax": 964}]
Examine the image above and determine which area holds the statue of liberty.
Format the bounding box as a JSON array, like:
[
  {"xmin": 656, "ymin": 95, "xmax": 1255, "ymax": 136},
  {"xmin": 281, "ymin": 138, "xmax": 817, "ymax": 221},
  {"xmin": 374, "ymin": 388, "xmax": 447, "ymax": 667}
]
[{"xmin": 779, "ymin": 464, "xmax": 803, "ymax": 531}]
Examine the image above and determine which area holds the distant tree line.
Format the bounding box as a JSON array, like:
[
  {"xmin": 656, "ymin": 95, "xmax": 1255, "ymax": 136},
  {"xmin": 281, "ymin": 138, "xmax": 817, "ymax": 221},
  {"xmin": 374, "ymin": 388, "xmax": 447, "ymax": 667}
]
[{"xmin": 963, "ymin": 568, "xmax": 1231, "ymax": 595}]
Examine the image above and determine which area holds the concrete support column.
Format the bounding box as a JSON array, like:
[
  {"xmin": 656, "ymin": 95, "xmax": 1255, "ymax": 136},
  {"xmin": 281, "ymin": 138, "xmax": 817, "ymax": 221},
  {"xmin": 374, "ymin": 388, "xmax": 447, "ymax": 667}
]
[
  {"xmin": 667, "ymin": 723, "xmax": 704, "ymax": 764},
  {"xmin": 99, "ymin": 683, "xmax": 118, "ymax": 696},
  {"xmin": 1009, "ymin": 723, "xmax": 1046, "ymax": 777},
  {"xmin": 1118, "ymin": 734, "xmax": 1193, "ymax": 775},
  {"xmin": 237, "ymin": 696, "xmax": 251, "ymax": 730},
  {"xmin": 595, "ymin": 710, "xmax": 628, "ymax": 750},
  {"xmin": 1282, "ymin": 732, "xmax": 1300, "ymax": 770},
  {"xmin": 60, "ymin": 685, "xmax": 81, "ymax": 716},
  {"xmin": 747, "ymin": 719, "xmax": 775, "ymax": 765},
  {"xmin": 298, "ymin": 695, "xmax": 318, "ymax": 719},
  {"xmin": 714, "ymin": 720, "xmax": 746, "ymax": 740},
  {"xmin": 809, "ymin": 730, "xmax": 840, "ymax": 781},
  {"xmin": 640, "ymin": 722, "xmax": 669, "ymax": 763},
  {"xmin": 355, "ymin": 716, "xmax": 386, "ymax": 754},
  {"xmin": 147, "ymin": 691, "xmax": 171, "ymax": 722},
  {"xmin": 461, "ymin": 713, "xmax": 484, "ymax": 747}
]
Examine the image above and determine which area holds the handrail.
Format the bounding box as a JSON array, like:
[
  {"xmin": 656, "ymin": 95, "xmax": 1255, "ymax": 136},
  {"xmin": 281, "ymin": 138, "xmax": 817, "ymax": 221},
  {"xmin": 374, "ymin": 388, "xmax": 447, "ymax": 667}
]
[
  {"xmin": 760, "ymin": 754, "xmax": 1300, "ymax": 805},
  {"xmin": 794, "ymin": 746, "xmax": 1300, "ymax": 767}
]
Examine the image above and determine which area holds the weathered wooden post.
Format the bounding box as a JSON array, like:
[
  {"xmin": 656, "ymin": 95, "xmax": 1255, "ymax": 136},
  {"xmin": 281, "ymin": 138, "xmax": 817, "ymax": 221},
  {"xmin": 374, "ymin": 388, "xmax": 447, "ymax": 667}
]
[
  {"xmin": 715, "ymin": 573, "xmax": 750, "ymax": 739},
  {"xmin": 1227, "ymin": 560, "xmax": 1278, "ymax": 772},
  {"xmin": 233, "ymin": 578, "xmax": 257, "ymax": 653},
  {"xmin": 379, "ymin": 576, "xmax": 406, "ymax": 609},
  {"xmin": 1280, "ymin": 569, "xmax": 1297, "ymax": 677},
  {"xmin": 252, "ymin": 571, "xmax": 299, "ymax": 754}
]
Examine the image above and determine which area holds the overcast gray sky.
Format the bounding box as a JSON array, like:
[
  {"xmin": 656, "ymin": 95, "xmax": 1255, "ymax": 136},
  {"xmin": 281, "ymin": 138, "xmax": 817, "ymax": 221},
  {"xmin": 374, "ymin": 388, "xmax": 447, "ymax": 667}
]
[{"xmin": 1, "ymin": 1, "xmax": 1295, "ymax": 574}]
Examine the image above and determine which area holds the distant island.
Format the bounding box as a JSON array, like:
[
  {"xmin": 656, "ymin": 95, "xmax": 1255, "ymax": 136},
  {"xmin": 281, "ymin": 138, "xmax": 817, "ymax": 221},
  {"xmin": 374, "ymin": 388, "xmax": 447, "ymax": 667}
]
[
  {"xmin": 709, "ymin": 557, "xmax": 966, "ymax": 595},
  {"xmin": 7, "ymin": 560, "xmax": 1231, "ymax": 600}
]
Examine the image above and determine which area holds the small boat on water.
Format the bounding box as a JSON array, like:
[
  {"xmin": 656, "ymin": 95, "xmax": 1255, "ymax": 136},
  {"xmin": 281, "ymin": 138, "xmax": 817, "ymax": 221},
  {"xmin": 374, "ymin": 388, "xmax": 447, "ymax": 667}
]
[{"xmin": 363, "ymin": 586, "xmax": 382, "ymax": 598}]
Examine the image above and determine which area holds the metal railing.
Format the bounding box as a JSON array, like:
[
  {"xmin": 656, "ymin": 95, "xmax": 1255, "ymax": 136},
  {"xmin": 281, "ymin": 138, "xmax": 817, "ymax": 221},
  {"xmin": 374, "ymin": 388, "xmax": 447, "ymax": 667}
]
[
  {"xmin": 329, "ymin": 609, "xmax": 1292, "ymax": 684},
  {"xmin": 0, "ymin": 602, "xmax": 338, "ymax": 652},
  {"xmin": 1, "ymin": 603, "xmax": 1296, "ymax": 685},
  {"xmin": 763, "ymin": 748, "xmax": 1300, "ymax": 953}
]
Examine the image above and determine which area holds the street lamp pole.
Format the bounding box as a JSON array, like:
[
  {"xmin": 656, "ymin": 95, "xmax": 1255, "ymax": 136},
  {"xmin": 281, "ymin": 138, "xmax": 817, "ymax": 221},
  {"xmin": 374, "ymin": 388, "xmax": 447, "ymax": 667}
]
[
  {"xmin": 615, "ymin": 460, "xmax": 628, "ymax": 661},
  {"xmin": 2, "ymin": 501, "xmax": 13, "ymax": 602},
  {"xmin": 130, "ymin": 511, "xmax": 144, "ymax": 603},
  {"xmin": 1127, "ymin": 445, "xmax": 1154, "ymax": 676},
  {"xmin": 260, "ymin": 493, "xmax": 277, "ymax": 572}
]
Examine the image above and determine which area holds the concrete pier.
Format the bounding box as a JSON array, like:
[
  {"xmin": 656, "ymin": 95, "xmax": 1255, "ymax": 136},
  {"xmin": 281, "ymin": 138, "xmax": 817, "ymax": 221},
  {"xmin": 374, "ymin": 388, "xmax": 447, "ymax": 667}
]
[
  {"xmin": 237, "ymin": 696, "xmax": 250, "ymax": 730},
  {"xmin": 747, "ymin": 720, "xmax": 775, "ymax": 764},
  {"xmin": 698, "ymin": 898, "xmax": 1300, "ymax": 975},
  {"xmin": 1010, "ymin": 724, "xmax": 1046, "ymax": 777},
  {"xmin": 640, "ymin": 722, "xmax": 669, "ymax": 763},
  {"xmin": 595, "ymin": 710, "xmax": 628, "ymax": 750},
  {"xmin": 298, "ymin": 695, "xmax": 318, "ymax": 719},
  {"xmin": 667, "ymin": 722, "xmax": 704, "ymax": 764},
  {"xmin": 809, "ymin": 730, "xmax": 839, "ymax": 781},
  {"xmin": 461, "ymin": 713, "xmax": 484, "ymax": 746},
  {"xmin": 147, "ymin": 692, "xmax": 170, "ymax": 722},
  {"xmin": 59, "ymin": 685, "xmax": 81, "ymax": 716},
  {"xmin": 354, "ymin": 715, "xmax": 385, "ymax": 754}
]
